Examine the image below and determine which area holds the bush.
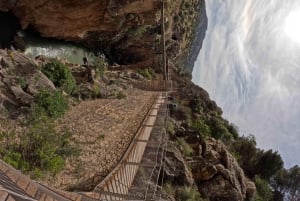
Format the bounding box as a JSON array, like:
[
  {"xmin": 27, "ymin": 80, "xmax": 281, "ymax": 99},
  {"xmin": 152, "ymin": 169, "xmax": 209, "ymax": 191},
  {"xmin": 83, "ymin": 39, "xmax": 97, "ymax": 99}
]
[
  {"xmin": 148, "ymin": 68, "xmax": 156, "ymax": 78},
  {"xmin": 32, "ymin": 90, "xmax": 68, "ymax": 119},
  {"xmin": 138, "ymin": 69, "xmax": 152, "ymax": 80},
  {"xmin": 253, "ymin": 176, "xmax": 273, "ymax": 201},
  {"xmin": 176, "ymin": 186, "xmax": 207, "ymax": 201},
  {"xmin": 42, "ymin": 59, "xmax": 76, "ymax": 94},
  {"xmin": 93, "ymin": 56, "xmax": 106, "ymax": 76},
  {"xmin": 177, "ymin": 138, "xmax": 194, "ymax": 156},
  {"xmin": 230, "ymin": 135, "xmax": 258, "ymax": 178},
  {"xmin": 3, "ymin": 151, "xmax": 29, "ymax": 171},
  {"xmin": 189, "ymin": 98, "xmax": 203, "ymax": 114},
  {"xmin": 192, "ymin": 119, "xmax": 210, "ymax": 138},
  {"xmin": 127, "ymin": 25, "xmax": 149, "ymax": 37},
  {"xmin": 164, "ymin": 183, "xmax": 175, "ymax": 195},
  {"xmin": 167, "ymin": 121, "xmax": 175, "ymax": 135},
  {"xmin": 207, "ymin": 116, "xmax": 232, "ymax": 141},
  {"xmin": 0, "ymin": 118, "xmax": 77, "ymax": 177},
  {"xmin": 116, "ymin": 91, "xmax": 127, "ymax": 99}
]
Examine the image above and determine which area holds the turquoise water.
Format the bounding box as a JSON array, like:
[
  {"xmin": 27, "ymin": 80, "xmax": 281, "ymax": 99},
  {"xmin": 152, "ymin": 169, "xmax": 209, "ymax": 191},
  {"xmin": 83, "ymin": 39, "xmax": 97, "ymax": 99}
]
[{"xmin": 21, "ymin": 31, "xmax": 97, "ymax": 64}]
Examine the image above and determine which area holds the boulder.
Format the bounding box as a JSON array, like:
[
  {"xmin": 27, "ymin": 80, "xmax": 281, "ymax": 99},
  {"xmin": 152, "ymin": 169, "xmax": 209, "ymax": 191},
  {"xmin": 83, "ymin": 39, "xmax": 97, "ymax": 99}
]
[
  {"xmin": 10, "ymin": 86, "xmax": 33, "ymax": 105},
  {"xmin": 164, "ymin": 143, "xmax": 194, "ymax": 186},
  {"xmin": 0, "ymin": 50, "xmax": 56, "ymax": 112},
  {"xmin": 190, "ymin": 138, "xmax": 255, "ymax": 201}
]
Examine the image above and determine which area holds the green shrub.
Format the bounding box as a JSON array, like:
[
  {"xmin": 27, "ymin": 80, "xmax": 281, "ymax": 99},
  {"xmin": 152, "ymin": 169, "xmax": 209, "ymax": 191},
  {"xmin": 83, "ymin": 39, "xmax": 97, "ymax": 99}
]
[
  {"xmin": 167, "ymin": 121, "xmax": 175, "ymax": 135},
  {"xmin": 0, "ymin": 118, "xmax": 77, "ymax": 177},
  {"xmin": 42, "ymin": 59, "xmax": 76, "ymax": 94},
  {"xmin": 148, "ymin": 68, "xmax": 156, "ymax": 78},
  {"xmin": 253, "ymin": 176, "xmax": 273, "ymax": 201},
  {"xmin": 138, "ymin": 69, "xmax": 152, "ymax": 80},
  {"xmin": 23, "ymin": 119, "xmax": 76, "ymax": 176},
  {"xmin": 227, "ymin": 123, "xmax": 239, "ymax": 139},
  {"xmin": 189, "ymin": 98, "xmax": 203, "ymax": 114},
  {"xmin": 93, "ymin": 56, "xmax": 106, "ymax": 77},
  {"xmin": 177, "ymin": 138, "xmax": 194, "ymax": 156},
  {"xmin": 116, "ymin": 91, "xmax": 127, "ymax": 99},
  {"xmin": 92, "ymin": 84, "xmax": 101, "ymax": 98},
  {"xmin": 3, "ymin": 151, "xmax": 29, "ymax": 171},
  {"xmin": 192, "ymin": 119, "xmax": 210, "ymax": 137},
  {"xmin": 127, "ymin": 25, "xmax": 149, "ymax": 37},
  {"xmin": 176, "ymin": 186, "xmax": 207, "ymax": 201},
  {"xmin": 32, "ymin": 90, "xmax": 68, "ymax": 119},
  {"xmin": 164, "ymin": 183, "xmax": 175, "ymax": 195},
  {"xmin": 207, "ymin": 116, "xmax": 232, "ymax": 140}
]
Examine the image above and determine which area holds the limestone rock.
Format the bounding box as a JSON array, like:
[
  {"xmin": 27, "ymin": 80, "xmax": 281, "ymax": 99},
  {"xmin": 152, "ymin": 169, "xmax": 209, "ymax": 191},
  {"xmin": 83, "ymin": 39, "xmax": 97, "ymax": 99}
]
[
  {"xmin": 11, "ymin": 0, "xmax": 160, "ymax": 42},
  {"xmin": 164, "ymin": 143, "xmax": 194, "ymax": 186},
  {"xmin": 190, "ymin": 138, "xmax": 255, "ymax": 201},
  {"xmin": 246, "ymin": 180, "xmax": 256, "ymax": 199},
  {"xmin": 0, "ymin": 50, "xmax": 56, "ymax": 112},
  {"xmin": 10, "ymin": 86, "xmax": 33, "ymax": 105}
]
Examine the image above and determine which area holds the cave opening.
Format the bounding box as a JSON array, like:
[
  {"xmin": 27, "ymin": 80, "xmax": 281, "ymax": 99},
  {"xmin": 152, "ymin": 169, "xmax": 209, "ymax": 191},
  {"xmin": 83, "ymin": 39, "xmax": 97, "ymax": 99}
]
[{"xmin": 0, "ymin": 11, "xmax": 20, "ymax": 48}]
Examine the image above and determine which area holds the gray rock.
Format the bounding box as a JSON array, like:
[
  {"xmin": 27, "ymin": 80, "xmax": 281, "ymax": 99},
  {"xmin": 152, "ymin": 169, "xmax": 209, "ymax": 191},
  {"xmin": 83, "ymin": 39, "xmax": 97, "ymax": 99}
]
[
  {"xmin": 10, "ymin": 86, "xmax": 33, "ymax": 105},
  {"xmin": 190, "ymin": 138, "xmax": 256, "ymax": 201},
  {"xmin": 0, "ymin": 50, "xmax": 56, "ymax": 111},
  {"xmin": 164, "ymin": 143, "xmax": 194, "ymax": 186},
  {"xmin": 246, "ymin": 180, "xmax": 256, "ymax": 199}
]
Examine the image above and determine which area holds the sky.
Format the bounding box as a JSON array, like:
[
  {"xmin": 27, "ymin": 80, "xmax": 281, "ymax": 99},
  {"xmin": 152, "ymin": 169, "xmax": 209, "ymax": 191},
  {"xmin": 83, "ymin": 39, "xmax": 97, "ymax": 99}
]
[{"xmin": 193, "ymin": 0, "xmax": 300, "ymax": 167}]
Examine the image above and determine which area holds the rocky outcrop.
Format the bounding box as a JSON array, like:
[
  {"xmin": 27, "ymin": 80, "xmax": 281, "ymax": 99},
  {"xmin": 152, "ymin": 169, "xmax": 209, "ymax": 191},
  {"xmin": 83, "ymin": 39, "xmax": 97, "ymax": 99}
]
[
  {"xmin": 189, "ymin": 138, "xmax": 255, "ymax": 201},
  {"xmin": 0, "ymin": 50, "xmax": 55, "ymax": 115},
  {"xmin": 164, "ymin": 143, "xmax": 195, "ymax": 186},
  {"xmin": 0, "ymin": 0, "xmax": 163, "ymax": 67},
  {"xmin": 10, "ymin": 0, "xmax": 160, "ymax": 41}
]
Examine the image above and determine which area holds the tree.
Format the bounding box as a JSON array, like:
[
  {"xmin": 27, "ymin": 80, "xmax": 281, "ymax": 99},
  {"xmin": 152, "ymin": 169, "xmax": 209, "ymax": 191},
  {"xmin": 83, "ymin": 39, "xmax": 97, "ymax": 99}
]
[
  {"xmin": 270, "ymin": 166, "xmax": 300, "ymax": 201},
  {"xmin": 231, "ymin": 135, "xmax": 258, "ymax": 178},
  {"xmin": 256, "ymin": 150, "xmax": 283, "ymax": 181},
  {"xmin": 254, "ymin": 175, "xmax": 273, "ymax": 201},
  {"xmin": 288, "ymin": 166, "xmax": 300, "ymax": 200}
]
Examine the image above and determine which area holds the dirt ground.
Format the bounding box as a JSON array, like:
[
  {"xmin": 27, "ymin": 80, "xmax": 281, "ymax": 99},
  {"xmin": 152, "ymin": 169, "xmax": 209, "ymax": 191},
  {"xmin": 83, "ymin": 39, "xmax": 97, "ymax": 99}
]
[{"xmin": 38, "ymin": 89, "xmax": 157, "ymax": 190}]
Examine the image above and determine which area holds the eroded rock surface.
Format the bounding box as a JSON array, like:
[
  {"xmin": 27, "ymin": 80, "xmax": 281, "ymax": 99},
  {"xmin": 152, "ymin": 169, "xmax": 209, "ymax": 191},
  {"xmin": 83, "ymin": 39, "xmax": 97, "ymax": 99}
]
[
  {"xmin": 164, "ymin": 143, "xmax": 195, "ymax": 186},
  {"xmin": 190, "ymin": 138, "xmax": 256, "ymax": 201},
  {"xmin": 11, "ymin": 0, "xmax": 160, "ymax": 41},
  {"xmin": 0, "ymin": 50, "xmax": 55, "ymax": 115}
]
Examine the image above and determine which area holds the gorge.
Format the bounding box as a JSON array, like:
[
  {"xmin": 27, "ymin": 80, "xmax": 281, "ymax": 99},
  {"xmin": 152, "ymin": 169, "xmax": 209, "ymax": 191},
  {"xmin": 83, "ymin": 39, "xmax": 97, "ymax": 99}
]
[{"xmin": 1, "ymin": 0, "xmax": 299, "ymax": 201}]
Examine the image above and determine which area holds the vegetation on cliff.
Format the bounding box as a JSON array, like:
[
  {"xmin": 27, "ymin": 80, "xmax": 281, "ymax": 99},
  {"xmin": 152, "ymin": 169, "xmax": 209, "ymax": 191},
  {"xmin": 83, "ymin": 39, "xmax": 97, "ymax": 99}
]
[{"xmin": 166, "ymin": 68, "xmax": 300, "ymax": 201}]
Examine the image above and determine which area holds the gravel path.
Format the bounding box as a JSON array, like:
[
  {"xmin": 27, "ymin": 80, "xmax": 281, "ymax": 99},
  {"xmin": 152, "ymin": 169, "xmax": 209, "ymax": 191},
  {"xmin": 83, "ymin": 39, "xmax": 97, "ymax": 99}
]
[{"xmin": 42, "ymin": 89, "xmax": 156, "ymax": 190}]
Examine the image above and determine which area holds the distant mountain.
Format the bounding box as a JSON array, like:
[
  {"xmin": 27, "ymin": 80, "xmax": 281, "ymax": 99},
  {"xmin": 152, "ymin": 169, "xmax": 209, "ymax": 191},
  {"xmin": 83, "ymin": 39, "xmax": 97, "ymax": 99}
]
[{"xmin": 185, "ymin": 0, "xmax": 208, "ymax": 73}]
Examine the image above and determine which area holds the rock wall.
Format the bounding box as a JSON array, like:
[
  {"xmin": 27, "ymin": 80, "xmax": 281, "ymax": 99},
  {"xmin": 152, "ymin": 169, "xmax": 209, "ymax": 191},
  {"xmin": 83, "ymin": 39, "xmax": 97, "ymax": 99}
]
[{"xmin": 10, "ymin": 0, "xmax": 160, "ymax": 42}]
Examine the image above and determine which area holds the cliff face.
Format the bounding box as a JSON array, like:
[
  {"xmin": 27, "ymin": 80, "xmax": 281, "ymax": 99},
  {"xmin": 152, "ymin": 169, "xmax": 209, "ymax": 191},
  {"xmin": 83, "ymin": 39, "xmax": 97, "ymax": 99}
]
[
  {"xmin": 1, "ymin": 0, "xmax": 162, "ymax": 68},
  {"xmin": 1, "ymin": 0, "xmax": 208, "ymax": 71},
  {"xmin": 11, "ymin": 0, "xmax": 160, "ymax": 42}
]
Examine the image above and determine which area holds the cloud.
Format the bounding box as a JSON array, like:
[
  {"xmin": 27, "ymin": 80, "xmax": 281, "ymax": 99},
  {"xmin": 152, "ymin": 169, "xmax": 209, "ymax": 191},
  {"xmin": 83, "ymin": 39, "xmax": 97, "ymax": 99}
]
[{"xmin": 193, "ymin": 0, "xmax": 300, "ymax": 167}]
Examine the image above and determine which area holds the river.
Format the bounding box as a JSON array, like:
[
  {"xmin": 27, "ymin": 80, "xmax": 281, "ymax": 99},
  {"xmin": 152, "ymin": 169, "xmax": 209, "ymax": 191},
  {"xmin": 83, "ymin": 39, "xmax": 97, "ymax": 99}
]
[
  {"xmin": 193, "ymin": 0, "xmax": 300, "ymax": 167},
  {"xmin": 21, "ymin": 31, "xmax": 97, "ymax": 65}
]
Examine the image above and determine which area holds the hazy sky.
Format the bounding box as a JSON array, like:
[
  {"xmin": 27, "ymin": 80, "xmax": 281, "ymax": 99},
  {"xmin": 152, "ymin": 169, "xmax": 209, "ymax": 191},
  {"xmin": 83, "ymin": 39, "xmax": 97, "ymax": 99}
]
[{"xmin": 193, "ymin": 0, "xmax": 300, "ymax": 167}]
